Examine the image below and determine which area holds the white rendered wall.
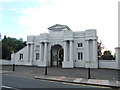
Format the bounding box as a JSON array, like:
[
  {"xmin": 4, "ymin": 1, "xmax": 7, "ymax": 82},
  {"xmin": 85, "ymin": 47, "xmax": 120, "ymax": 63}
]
[
  {"xmin": 12, "ymin": 46, "xmax": 28, "ymax": 65},
  {"xmin": 99, "ymin": 60, "xmax": 117, "ymax": 69},
  {"xmin": 0, "ymin": 59, "xmax": 12, "ymax": 65},
  {"xmin": 74, "ymin": 37, "xmax": 85, "ymax": 68}
]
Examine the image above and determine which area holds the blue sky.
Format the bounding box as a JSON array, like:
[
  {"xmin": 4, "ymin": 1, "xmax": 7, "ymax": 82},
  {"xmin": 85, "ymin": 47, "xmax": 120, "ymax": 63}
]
[
  {"xmin": 0, "ymin": 1, "xmax": 40, "ymax": 39},
  {"xmin": 0, "ymin": 0, "xmax": 119, "ymax": 54}
]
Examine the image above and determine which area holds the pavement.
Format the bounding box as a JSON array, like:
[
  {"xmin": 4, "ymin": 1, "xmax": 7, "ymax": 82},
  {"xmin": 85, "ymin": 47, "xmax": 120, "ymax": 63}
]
[
  {"xmin": 1, "ymin": 65, "xmax": 120, "ymax": 88},
  {"xmin": 34, "ymin": 75, "xmax": 120, "ymax": 88},
  {"xmin": 0, "ymin": 70, "xmax": 13, "ymax": 74}
]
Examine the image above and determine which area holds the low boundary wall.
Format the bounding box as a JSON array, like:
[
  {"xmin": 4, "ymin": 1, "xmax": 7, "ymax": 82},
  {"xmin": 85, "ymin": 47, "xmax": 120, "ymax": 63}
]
[
  {"xmin": 99, "ymin": 60, "xmax": 117, "ymax": 69},
  {"xmin": 0, "ymin": 59, "xmax": 13, "ymax": 65},
  {"xmin": 0, "ymin": 59, "xmax": 118, "ymax": 69}
]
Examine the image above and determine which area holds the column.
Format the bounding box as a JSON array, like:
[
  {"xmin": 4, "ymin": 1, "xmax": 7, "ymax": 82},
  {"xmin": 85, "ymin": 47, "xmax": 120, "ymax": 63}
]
[
  {"xmin": 44, "ymin": 42, "xmax": 47, "ymax": 65},
  {"xmin": 27, "ymin": 43, "xmax": 30, "ymax": 62},
  {"xmin": 86, "ymin": 40, "xmax": 89, "ymax": 61},
  {"xmin": 93, "ymin": 40, "xmax": 97, "ymax": 61},
  {"xmin": 64, "ymin": 41, "xmax": 67, "ymax": 61},
  {"xmin": 30, "ymin": 43, "xmax": 34, "ymax": 62},
  {"xmin": 115, "ymin": 47, "xmax": 120, "ymax": 69},
  {"xmin": 92, "ymin": 39, "xmax": 98, "ymax": 68},
  {"xmin": 40, "ymin": 42, "xmax": 43, "ymax": 61},
  {"xmin": 70, "ymin": 40, "xmax": 73, "ymax": 61}
]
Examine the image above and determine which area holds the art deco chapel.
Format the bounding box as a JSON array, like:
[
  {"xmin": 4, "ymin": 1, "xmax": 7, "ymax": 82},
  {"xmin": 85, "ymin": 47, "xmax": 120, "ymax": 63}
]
[{"xmin": 11, "ymin": 24, "xmax": 98, "ymax": 68}]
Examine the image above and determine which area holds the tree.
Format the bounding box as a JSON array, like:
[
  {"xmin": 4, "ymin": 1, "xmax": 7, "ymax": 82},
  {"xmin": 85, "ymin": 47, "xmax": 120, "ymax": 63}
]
[
  {"xmin": 98, "ymin": 40, "xmax": 104, "ymax": 59},
  {"xmin": 101, "ymin": 50, "xmax": 115, "ymax": 60},
  {"xmin": 1, "ymin": 36, "xmax": 26, "ymax": 60}
]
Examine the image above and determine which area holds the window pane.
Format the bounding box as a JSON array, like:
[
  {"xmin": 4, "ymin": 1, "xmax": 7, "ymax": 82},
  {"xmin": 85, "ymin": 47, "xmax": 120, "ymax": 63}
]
[
  {"xmin": 78, "ymin": 52, "xmax": 83, "ymax": 60},
  {"xmin": 78, "ymin": 44, "xmax": 79, "ymax": 47},
  {"xmin": 36, "ymin": 53, "xmax": 39, "ymax": 60},
  {"xmin": 81, "ymin": 43, "xmax": 83, "ymax": 47},
  {"xmin": 81, "ymin": 52, "xmax": 83, "ymax": 60},
  {"xmin": 78, "ymin": 43, "xmax": 83, "ymax": 47},
  {"xmin": 78, "ymin": 53, "xmax": 80, "ymax": 60},
  {"xmin": 19, "ymin": 54, "xmax": 23, "ymax": 60}
]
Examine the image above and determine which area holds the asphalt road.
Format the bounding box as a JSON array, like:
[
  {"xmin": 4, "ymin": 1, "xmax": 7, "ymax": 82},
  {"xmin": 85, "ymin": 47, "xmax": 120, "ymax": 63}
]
[{"xmin": 2, "ymin": 75, "xmax": 111, "ymax": 89}]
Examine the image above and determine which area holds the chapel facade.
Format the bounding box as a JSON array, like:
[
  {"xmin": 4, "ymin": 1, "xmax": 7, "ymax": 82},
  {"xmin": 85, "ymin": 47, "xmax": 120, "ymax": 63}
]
[{"xmin": 11, "ymin": 24, "xmax": 98, "ymax": 68}]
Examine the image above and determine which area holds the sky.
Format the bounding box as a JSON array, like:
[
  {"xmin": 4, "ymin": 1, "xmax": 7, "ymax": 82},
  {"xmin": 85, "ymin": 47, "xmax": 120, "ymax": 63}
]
[{"xmin": 0, "ymin": 0, "xmax": 119, "ymax": 54}]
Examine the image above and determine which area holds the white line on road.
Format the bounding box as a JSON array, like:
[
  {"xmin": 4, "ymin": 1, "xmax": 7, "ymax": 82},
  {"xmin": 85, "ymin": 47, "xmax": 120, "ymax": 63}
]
[{"xmin": 2, "ymin": 85, "xmax": 20, "ymax": 90}]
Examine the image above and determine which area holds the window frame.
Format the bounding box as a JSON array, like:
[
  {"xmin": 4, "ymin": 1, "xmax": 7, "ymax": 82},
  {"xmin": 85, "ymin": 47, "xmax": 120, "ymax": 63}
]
[
  {"xmin": 36, "ymin": 53, "xmax": 39, "ymax": 60},
  {"xmin": 19, "ymin": 53, "xmax": 23, "ymax": 60},
  {"xmin": 78, "ymin": 43, "xmax": 83, "ymax": 47},
  {"xmin": 78, "ymin": 52, "xmax": 83, "ymax": 60}
]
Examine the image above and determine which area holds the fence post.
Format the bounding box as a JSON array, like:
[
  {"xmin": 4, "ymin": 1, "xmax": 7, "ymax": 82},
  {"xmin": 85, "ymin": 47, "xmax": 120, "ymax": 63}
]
[
  {"xmin": 44, "ymin": 66, "xmax": 47, "ymax": 75},
  {"xmin": 88, "ymin": 68, "xmax": 91, "ymax": 79},
  {"xmin": 13, "ymin": 64, "xmax": 15, "ymax": 71}
]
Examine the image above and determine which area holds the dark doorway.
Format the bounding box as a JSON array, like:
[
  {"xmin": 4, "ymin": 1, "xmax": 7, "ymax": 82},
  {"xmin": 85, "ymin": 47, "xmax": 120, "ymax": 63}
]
[{"xmin": 50, "ymin": 44, "xmax": 64, "ymax": 67}]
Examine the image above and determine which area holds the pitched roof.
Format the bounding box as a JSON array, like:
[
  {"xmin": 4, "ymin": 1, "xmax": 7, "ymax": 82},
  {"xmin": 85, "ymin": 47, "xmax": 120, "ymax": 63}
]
[{"xmin": 48, "ymin": 24, "xmax": 71, "ymax": 31}]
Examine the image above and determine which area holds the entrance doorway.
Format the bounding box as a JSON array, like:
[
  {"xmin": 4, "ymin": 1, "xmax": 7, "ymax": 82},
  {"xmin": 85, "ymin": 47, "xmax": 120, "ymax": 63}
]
[{"xmin": 51, "ymin": 44, "xmax": 64, "ymax": 67}]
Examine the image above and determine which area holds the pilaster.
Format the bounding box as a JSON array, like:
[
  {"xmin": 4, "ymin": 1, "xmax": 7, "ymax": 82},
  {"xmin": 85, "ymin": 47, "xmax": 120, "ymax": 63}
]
[
  {"xmin": 44, "ymin": 42, "xmax": 48, "ymax": 66},
  {"xmin": 86, "ymin": 40, "xmax": 89, "ymax": 61},
  {"xmin": 115, "ymin": 47, "xmax": 120, "ymax": 69},
  {"xmin": 92, "ymin": 39, "xmax": 98, "ymax": 68},
  {"xmin": 63, "ymin": 40, "xmax": 74, "ymax": 68},
  {"xmin": 30, "ymin": 43, "xmax": 34, "ymax": 62},
  {"xmin": 40, "ymin": 42, "xmax": 43, "ymax": 61}
]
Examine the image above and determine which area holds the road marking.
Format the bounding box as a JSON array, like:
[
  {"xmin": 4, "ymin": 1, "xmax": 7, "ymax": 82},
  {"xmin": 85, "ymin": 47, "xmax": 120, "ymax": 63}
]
[
  {"xmin": 116, "ymin": 81, "xmax": 120, "ymax": 84},
  {"xmin": 2, "ymin": 85, "xmax": 20, "ymax": 90},
  {"xmin": 101, "ymin": 80, "xmax": 109, "ymax": 85},
  {"xmin": 62, "ymin": 83, "xmax": 111, "ymax": 88},
  {"xmin": 73, "ymin": 78, "xmax": 83, "ymax": 82},
  {"xmin": 63, "ymin": 83, "xmax": 82, "ymax": 86},
  {"xmin": 2, "ymin": 85, "xmax": 13, "ymax": 88},
  {"xmin": 87, "ymin": 79, "xmax": 102, "ymax": 84}
]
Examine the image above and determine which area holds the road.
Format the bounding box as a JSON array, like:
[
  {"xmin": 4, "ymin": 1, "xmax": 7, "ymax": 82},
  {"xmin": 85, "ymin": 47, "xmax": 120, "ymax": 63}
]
[{"xmin": 2, "ymin": 75, "xmax": 111, "ymax": 89}]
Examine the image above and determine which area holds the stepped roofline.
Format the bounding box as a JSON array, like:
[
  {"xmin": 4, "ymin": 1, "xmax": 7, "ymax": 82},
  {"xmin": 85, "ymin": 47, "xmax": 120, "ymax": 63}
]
[{"xmin": 48, "ymin": 24, "xmax": 71, "ymax": 31}]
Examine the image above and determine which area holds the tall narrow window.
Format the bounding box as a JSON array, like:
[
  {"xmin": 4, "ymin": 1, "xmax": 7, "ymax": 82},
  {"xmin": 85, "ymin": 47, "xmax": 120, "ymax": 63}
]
[
  {"xmin": 80, "ymin": 52, "xmax": 83, "ymax": 60},
  {"xmin": 78, "ymin": 43, "xmax": 83, "ymax": 47},
  {"xmin": 36, "ymin": 53, "xmax": 39, "ymax": 60},
  {"xmin": 78, "ymin": 52, "xmax": 83, "ymax": 60},
  {"xmin": 19, "ymin": 54, "xmax": 23, "ymax": 60},
  {"xmin": 78, "ymin": 52, "xmax": 80, "ymax": 60}
]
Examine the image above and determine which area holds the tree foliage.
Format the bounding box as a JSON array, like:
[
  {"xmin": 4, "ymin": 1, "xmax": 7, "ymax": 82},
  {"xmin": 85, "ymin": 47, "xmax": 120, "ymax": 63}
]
[
  {"xmin": 97, "ymin": 41, "xmax": 115, "ymax": 60},
  {"xmin": 98, "ymin": 40, "xmax": 104, "ymax": 57},
  {"xmin": 101, "ymin": 50, "xmax": 115, "ymax": 60},
  {"xmin": 1, "ymin": 35, "xmax": 26, "ymax": 60}
]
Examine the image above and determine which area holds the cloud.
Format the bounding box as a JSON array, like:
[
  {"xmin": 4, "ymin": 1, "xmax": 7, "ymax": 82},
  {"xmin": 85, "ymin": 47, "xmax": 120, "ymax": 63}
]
[
  {"xmin": 0, "ymin": 0, "xmax": 39, "ymax": 3},
  {"xmin": 18, "ymin": 0, "xmax": 118, "ymax": 31},
  {"xmin": 17, "ymin": 0, "xmax": 118, "ymax": 53},
  {"xmin": 9, "ymin": 8, "xmax": 20, "ymax": 13}
]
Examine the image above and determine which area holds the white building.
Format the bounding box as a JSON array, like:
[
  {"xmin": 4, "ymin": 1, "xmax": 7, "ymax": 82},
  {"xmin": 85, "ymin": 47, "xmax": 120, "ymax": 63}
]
[{"xmin": 11, "ymin": 24, "xmax": 98, "ymax": 68}]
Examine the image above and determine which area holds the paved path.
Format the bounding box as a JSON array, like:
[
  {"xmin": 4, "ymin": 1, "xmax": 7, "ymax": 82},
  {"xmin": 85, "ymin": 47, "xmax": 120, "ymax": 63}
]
[
  {"xmin": 2, "ymin": 65, "xmax": 119, "ymax": 80},
  {"xmin": 0, "ymin": 70, "xmax": 12, "ymax": 74},
  {"xmin": 34, "ymin": 75, "xmax": 120, "ymax": 88}
]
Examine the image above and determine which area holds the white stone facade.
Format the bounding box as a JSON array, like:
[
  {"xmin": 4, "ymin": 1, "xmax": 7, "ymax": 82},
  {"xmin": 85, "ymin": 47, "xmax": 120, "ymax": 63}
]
[{"xmin": 11, "ymin": 24, "xmax": 98, "ymax": 68}]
